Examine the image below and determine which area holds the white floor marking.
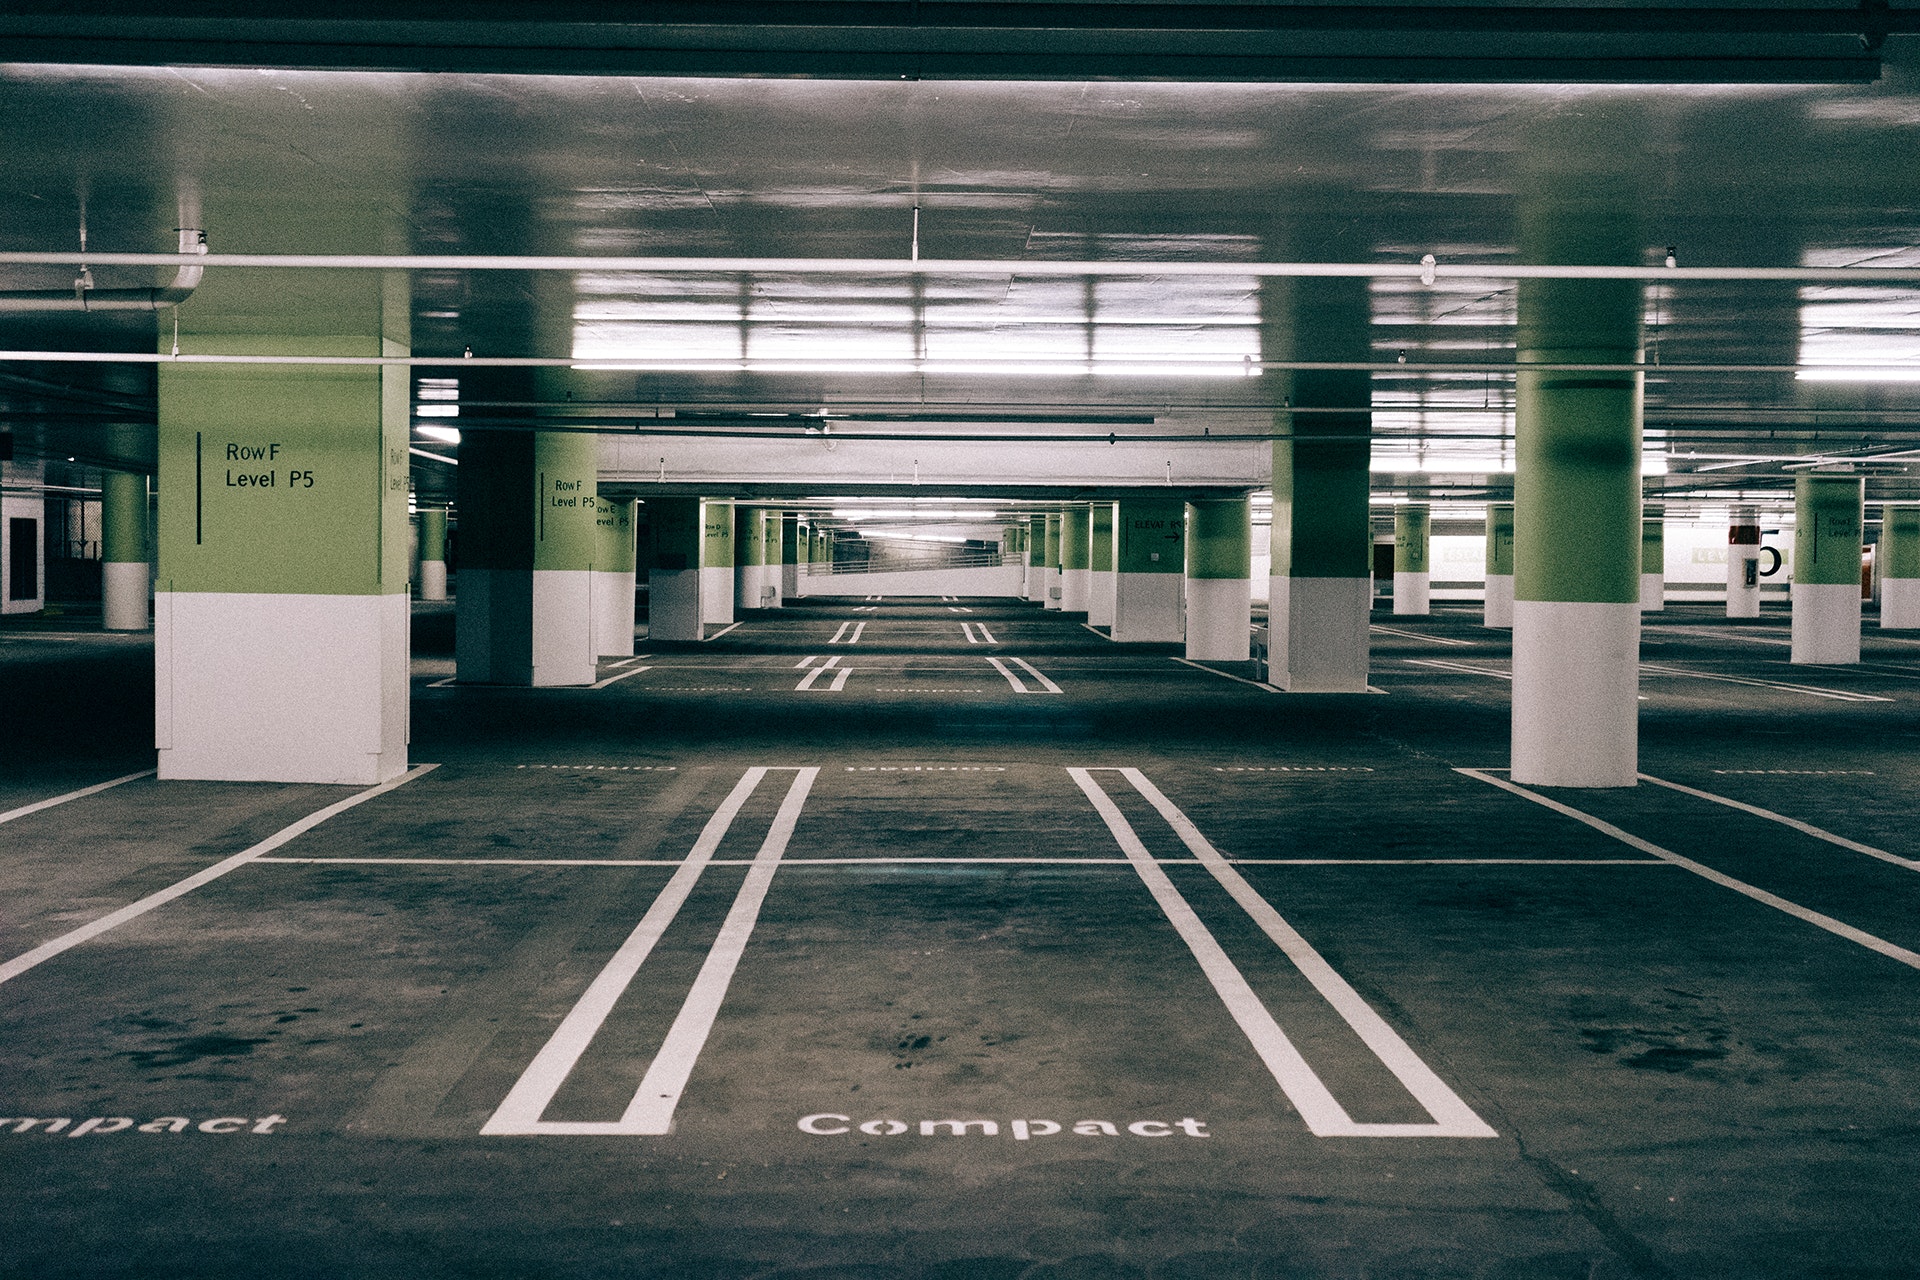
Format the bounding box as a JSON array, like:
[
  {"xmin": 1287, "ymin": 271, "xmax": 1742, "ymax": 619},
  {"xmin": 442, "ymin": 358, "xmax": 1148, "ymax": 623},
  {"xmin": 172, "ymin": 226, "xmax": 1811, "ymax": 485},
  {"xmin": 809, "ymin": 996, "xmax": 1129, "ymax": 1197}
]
[
  {"xmin": 1070, "ymin": 768, "xmax": 1497, "ymax": 1138},
  {"xmin": 258, "ymin": 857, "xmax": 694, "ymax": 866},
  {"xmin": 795, "ymin": 655, "xmax": 819, "ymax": 668},
  {"xmin": 0, "ymin": 769, "xmax": 154, "ymax": 827},
  {"xmin": 795, "ymin": 657, "xmax": 846, "ymax": 690},
  {"xmin": 1406, "ymin": 658, "xmax": 1511, "ymax": 681},
  {"xmin": 961, "ymin": 623, "xmax": 980, "ymax": 644},
  {"xmin": 590, "ymin": 665, "xmax": 653, "ymax": 690},
  {"xmin": 426, "ymin": 676, "xmax": 458, "ymax": 688},
  {"xmin": 948, "ymin": 606, "xmax": 973, "ymax": 613},
  {"xmin": 607, "ymin": 655, "xmax": 647, "ymax": 670},
  {"xmin": 986, "ymin": 657, "xmax": 1029, "ymax": 692},
  {"xmin": 1172, "ymin": 657, "xmax": 1283, "ymax": 693},
  {"xmin": 1638, "ymin": 662, "xmax": 1891, "ymax": 703},
  {"xmin": 1370, "ymin": 625, "xmax": 1473, "ymax": 648},
  {"xmin": 253, "ymin": 855, "xmax": 1679, "ymax": 870},
  {"xmin": 481, "ymin": 767, "xmax": 813, "ymax": 1136},
  {"xmin": 0, "ymin": 764, "xmax": 439, "ymax": 987},
  {"xmin": 974, "ymin": 622, "xmax": 998, "ymax": 645},
  {"xmin": 1008, "ymin": 656, "xmax": 1061, "ymax": 693},
  {"xmin": 1080, "ymin": 622, "xmax": 1119, "ymax": 642},
  {"xmin": 703, "ymin": 622, "xmax": 743, "ymax": 641},
  {"xmin": 1649, "ymin": 625, "xmax": 1789, "ymax": 647},
  {"xmin": 1455, "ymin": 768, "xmax": 1920, "ymax": 970},
  {"xmin": 848, "ymin": 621, "xmax": 867, "ymax": 643},
  {"xmin": 827, "ymin": 667, "xmax": 853, "ymax": 691},
  {"xmin": 1637, "ymin": 773, "xmax": 1920, "ymax": 872},
  {"xmin": 827, "ymin": 622, "xmax": 852, "ymax": 644}
]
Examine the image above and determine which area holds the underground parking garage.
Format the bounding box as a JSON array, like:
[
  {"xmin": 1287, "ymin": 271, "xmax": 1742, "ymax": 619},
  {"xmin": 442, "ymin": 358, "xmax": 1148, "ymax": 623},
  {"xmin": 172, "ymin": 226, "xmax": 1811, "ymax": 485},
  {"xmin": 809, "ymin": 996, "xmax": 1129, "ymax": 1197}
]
[{"xmin": 6, "ymin": 5, "xmax": 1920, "ymax": 1277}]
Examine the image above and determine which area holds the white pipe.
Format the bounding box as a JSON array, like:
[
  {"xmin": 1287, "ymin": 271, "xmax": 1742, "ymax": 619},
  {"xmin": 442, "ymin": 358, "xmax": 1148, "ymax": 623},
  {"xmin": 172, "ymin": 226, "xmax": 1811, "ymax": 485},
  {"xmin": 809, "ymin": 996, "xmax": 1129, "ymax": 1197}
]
[
  {"xmin": 0, "ymin": 251, "xmax": 1918, "ymax": 284},
  {"xmin": 0, "ymin": 228, "xmax": 206, "ymax": 313}
]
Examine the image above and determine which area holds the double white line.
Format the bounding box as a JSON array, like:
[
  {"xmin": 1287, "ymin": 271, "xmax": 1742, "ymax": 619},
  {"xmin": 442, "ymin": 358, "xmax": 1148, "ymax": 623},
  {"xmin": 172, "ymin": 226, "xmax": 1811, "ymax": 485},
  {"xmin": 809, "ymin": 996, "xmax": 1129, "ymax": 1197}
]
[
  {"xmin": 482, "ymin": 767, "xmax": 820, "ymax": 1136},
  {"xmin": 827, "ymin": 621, "xmax": 866, "ymax": 644},
  {"xmin": 794, "ymin": 655, "xmax": 853, "ymax": 690},
  {"xmin": 960, "ymin": 621, "xmax": 998, "ymax": 645},
  {"xmin": 986, "ymin": 655, "xmax": 1061, "ymax": 694}
]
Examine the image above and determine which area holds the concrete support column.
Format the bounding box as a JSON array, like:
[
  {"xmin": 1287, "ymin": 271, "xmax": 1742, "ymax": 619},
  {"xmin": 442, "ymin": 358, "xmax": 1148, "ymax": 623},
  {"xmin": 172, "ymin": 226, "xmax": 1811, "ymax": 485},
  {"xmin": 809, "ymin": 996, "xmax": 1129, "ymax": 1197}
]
[
  {"xmin": 416, "ymin": 506, "xmax": 447, "ymax": 602},
  {"xmin": 1791, "ymin": 475, "xmax": 1864, "ymax": 664},
  {"xmin": 1511, "ymin": 272, "xmax": 1643, "ymax": 789},
  {"xmin": 157, "ymin": 274, "xmax": 412, "ymax": 782},
  {"xmin": 1483, "ymin": 502, "xmax": 1514, "ymax": 629},
  {"xmin": 1184, "ymin": 497, "xmax": 1251, "ymax": 661},
  {"xmin": 1060, "ymin": 505, "xmax": 1091, "ymax": 614},
  {"xmin": 762, "ymin": 511, "xmax": 784, "ymax": 607},
  {"xmin": 455, "ymin": 428, "xmax": 599, "ymax": 687},
  {"xmin": 1, "ymin": 458, "xmax": 46, "ymax": 616},
  {"xmin": 735, "ymin": 506, "xmax": 767, "ymax": 612},
  {"xmin": 702, "ymin": 500, "xmax": 734, "ymax": 625},
  {"xmin": 1640, "ymin": 510, "xmax": 1665, "ymax": 611},
  {"xmin": 1113, "ymin": 498, "xmax": 1185, "ymax": 642},
  {"xmin": 592, "ymin": 497, "xmax": 636, "ymax": 657},
  {"xmin": 1881, "ymin": 504, "xmax": 1920, "ymax": 628},
  {"xmin": 779, "ymin": 513, "xmax": 800, "ymax": 602},
  {"xmin": 1392, "ymin": 504, "xmax": 1431, "ymax": 615},
  {"xmin": 1026, "ymin": 514, "xmax": 1047, "ymax": 602},
  {"xmin": 1089, "ymin": 503, "xmax": 1117, "ymax": 628},
  {"xmin": 101, "ymin": 469, "xmax": 151, "ymax": 630},
  {"xmin": 1043, "ymin": 514, "xmax": 1063, "ymax": 609},
  {"xmin": 646, "ymin": 497, "xmax": 702, "ymax": 640},
  {"xmin": 1727, "ymin": 506, "xmax": 1762, "ymax": 617}
]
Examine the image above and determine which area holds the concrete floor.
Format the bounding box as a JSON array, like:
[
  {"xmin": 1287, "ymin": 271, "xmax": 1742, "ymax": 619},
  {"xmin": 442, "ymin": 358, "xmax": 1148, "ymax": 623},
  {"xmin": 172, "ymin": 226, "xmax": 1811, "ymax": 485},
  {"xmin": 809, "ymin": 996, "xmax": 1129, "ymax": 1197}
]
[{"xmin": 4, "ymin": 597, "xmax": 1920, "ymax": 1279}]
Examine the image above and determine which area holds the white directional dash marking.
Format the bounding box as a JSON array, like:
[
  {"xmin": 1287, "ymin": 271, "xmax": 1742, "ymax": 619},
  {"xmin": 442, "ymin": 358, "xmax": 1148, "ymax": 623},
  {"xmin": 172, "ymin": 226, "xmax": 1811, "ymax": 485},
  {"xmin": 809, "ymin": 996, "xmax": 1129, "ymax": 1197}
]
[
  {"xmin": 1371, "ymin": 625, "xmax": 1472, "ymax": 648},
  {"xmin": 985, "ymin": 656, "xmax": 1062, "ymax": 694},
  {"xmin": 796, "ymin": 657, "xmax": 851, "ymax": 690},
  {"xmin": 827, "ymin": 621, "xmax": 867, "ymax": 644}
]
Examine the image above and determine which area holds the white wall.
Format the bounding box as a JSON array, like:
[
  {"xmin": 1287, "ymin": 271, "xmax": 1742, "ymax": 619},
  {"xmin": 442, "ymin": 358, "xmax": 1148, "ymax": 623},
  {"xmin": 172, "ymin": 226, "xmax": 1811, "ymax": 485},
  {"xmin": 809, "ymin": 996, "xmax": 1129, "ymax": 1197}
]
[{"xmin": 797, "ymin": 563, "xmax": 1024, "ymax": 598}]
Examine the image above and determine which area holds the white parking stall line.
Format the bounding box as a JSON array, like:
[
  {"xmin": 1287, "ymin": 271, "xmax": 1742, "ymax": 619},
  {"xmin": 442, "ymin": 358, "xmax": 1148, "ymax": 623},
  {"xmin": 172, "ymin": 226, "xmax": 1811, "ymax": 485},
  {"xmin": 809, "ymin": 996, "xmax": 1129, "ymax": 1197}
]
[
  {"xmin": 948, "ymin": 606, "xmax": 973, "ymax": 613},
  {"xmin": 1648, "ymin": 625, "xmax": 1789, "ymax": 647},
  {"xmin": 1070, "ymin": 767, "xmax": 1497, "ymax": 1138},
  {"xmin": 827, "ymin": 621, "xmax": 853, "ymax": 644},
  {"xmin": 1637, "ymin": 773, "xmax": 1920, "ymax": 872},
  {"xmin": 1638, "ymin": 662, "xmax": 1891, "ymax": 703},
  {"xmin": 0, "ymin": 769, "xmax": 154, "ymax": 828},
  {"xmin": 850, "ymin": 621, "xmax": 867, "ymax": 643},
  {"xmin": 1370, "ymin": 625, "xmax": 1473, "ymax": 648},
  {"xmin": 1008, "ymin": 656, "xmax": 1061, "ymax": 694},
  {"xmin": 961, "ymin": 623, "xmax": 981, "ymax": 644},
  {"xmin": 986, "ymin": 657, "xmax": 1030, "ymax": 692},
  {"xmin": 1457, "ymin": 768, "xmax": 1920, "ymax": 970},
  {"xmin": 0, "ymin": 764, "xmax": 440, "ymax": 987},
  {"xmin": 973, "ymin": 622, "xmax": 997, "ymax": 645},
  {"xmin": 482, "ymin": 767, "xmax": 817, "ymax": 1136},
  {"xmin": 795, "ymin": 656, "xmax": 842, "ymax": 690},
  {"xmin": 607, "ymin": 655, "xmax": 651, "ymax": 670},
  {"xmin": 703, "ymin": 622, "xmax": 743, "ymax": 642},
  {"xmin": 1406, "ymin": 658, "xmax": 1511, "ymax": 681},
  {"xmin": 1080, "ymin": 622, "xmax": 1119, "ymax": 642},
  {"xmin": 426, "ymin": 676, "xmax": 458, "ymax": 688},
  {"xmin": 1173, "ymin": 657, "xmax": 1282, "ymax": 693},
  {"xmin": 591, "ymin": 666, "xmax": 653, "ymax": 690},
  {"xmin": 795, "ymin": 655, "xmax": 820, "ymax": 669}
]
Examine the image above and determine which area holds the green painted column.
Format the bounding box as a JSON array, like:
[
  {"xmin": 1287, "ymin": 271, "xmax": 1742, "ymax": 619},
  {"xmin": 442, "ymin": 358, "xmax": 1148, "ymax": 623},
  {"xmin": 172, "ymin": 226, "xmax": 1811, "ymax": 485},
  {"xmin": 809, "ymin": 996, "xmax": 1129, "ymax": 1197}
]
[
  {"xmin": 735, "ymin": 505, "xmax": 768, "ymax": 612},
  {"xmin": 593, "ymin": 496, "xmax": 636, "ymax": 657},
  {"xmin": 101, "ymin": 469, "xmax": 150, "ymax": 630},
  {"xmin": 1089, "ymin": 502, "xmax": 1117, "ymax": 627},
  {"xmin": 1043, "ymin": 513, "xmax": 1063, "ymax": 609},
  {"xmin": 416, "ymin": 506, "xmax": 448, "ymax": 602},
  {"xmin": 1510, "ymin": 192, "xmax": 1644, "ymax": 787},
  {"xmin": 1881, "ymin": 505, "xmax": 1920, "ymax": 628},
  {"xmin": 1113, "ymin": 497, "xmax": 1185, "ymax": 642},
  {"xmin": 1641, "ymin": 510, "xmax": 1665, "ymax": 612},
  {"xmin": 764, "ymin": 510, "xmax": 784, "ymax": 606},
  {"xmin": 1184, "ymin": 496, "xmax": 1252, "ymax": 661},
  {"xmin": 702, "ymin": 499, "xmax": 735, "ymax": 625},
  {"xmin": 1026, "ymin": 514, "xmax": 1047, "ymax": 602},
  {"xmin": 1792, "ymin": 475, "xmax": 1864, "ymax": 663},
  {"xmin": 454, "ymin": 427, "xmax": 601, "ymax": 687},
  {"xmin": 1484, "ymin": 502, "xmax": 1515, "ymax": 628},
  {"xmin": 1060, "ymin": 505, "xmax": 1092, "ymax": 613},
  {"xmin": 1392, "ymin": 504, "xmax": 1431, "ymax": 616}
]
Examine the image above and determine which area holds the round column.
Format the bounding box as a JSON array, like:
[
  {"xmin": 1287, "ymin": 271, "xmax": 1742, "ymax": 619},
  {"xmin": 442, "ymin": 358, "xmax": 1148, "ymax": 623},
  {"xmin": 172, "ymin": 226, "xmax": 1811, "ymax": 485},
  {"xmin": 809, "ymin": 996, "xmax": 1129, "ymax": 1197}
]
[
  {"xmin": 1881, "ymin": 504, "xmax": 1920, "ymax": 629},
  {"xmin": 1640, "ymin": 510, "xmax": 1665, "ymax": 611},
  {"xmin": 1727, "ymin": 505, "xmax": 1762, "ymax": 617},
  {"xmin": 101, "ymin": 469, "xmax": 151, "ymax": 630},
  {"xmin": 1392, "ymin": 504, "xmax": 1431, "ymax": 615},
  {"xmin": 1043, "ymin": 513, "xmax": 1063, "ymax": 609},
  {"xmin": 1791, "ymin": 475, "xmax": 1863, "ymax": 664},
  {"xmin": 735, "ymin": 506, "xmax": 767, "ymax": 612},
  {"xmin": 1060, "ymin": 505, "xmax": 1091, "ymax": 614},
  {"xmin": 1483, "ymin": 502, "xmax": 1514, "ymax": 629},
  {"xmin": 1184, "ymin": 497, "xmax": 1251, "ymax": 661},
  {"xmin": 416, "ymin": 506, "xmax": 448, "ymax": 602}
]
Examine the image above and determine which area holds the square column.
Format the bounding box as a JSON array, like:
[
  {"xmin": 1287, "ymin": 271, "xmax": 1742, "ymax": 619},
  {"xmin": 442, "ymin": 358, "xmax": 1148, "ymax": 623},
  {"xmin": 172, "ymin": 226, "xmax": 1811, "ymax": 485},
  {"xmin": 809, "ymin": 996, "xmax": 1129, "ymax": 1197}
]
[
  {"xmin": 1881, "ymin": 504, "xmax": 1920, "ymax": 628},
  {"xmin": 1043, "ymin": 514, "xmax": 1063, "ymax": 609},
  {"xmin": 156, "ymin": 278, "xmax": 411, "ymax": 783},
  {"xmin": 1113, "ymin": 498, "xmax": 1185, "ymax": 642},
  {"xmin": 1026, "ymin": 515, "xmax": 1047, "ymax": 602},
  {"xmin": 102, "ymin": 469, "xmax": 151, "ymax": 630},
  {"xmin": 1185, "ymin": 497, "xmax": 1251, "ymax": 660},
  {"xmin": 1060, "ymin": 505, "xmax": 1091, "ymax": 614},
  {"xmin": 1792, "ymin": 475, "xmax": 1864, "ymax": 664},
  {"xmin": 1089, "ymin": 503, "xmax": 1116, "ymax": 628},
  {"xmin": 734, "ymin": 506, "xmax": 768, "ymax": 612},
  {"xmin": 779, "ymin": 513, "xmax": 800, "ymax": 602},
  {"xmin": 1483, "ymin": 503, "xmax": 1514, "ymax": 629},
  {"xmin": 1392, "ymin": 504, "xmax": 1431, "ymax": 616},
  {"xmin": 1727, "ymin": 506, "xmax": 1763, "ymax": 617},
  {"xmin": 593, "ymin": 497, "xmax": 636, "ymax": 657},
  {"xmin": 647, "ymin": 497, "xmax": 703, "ymax": 640},
  {"xmin": 1641, "ymin": 510, "xmax": 1665, "ymax": 611},
  {"xmin": 702, "ymin": 500, "xmax": 734, "ymax": 625},
  {"xmin": 416, "ymin": 507, "xmax": 448, "ymax": 602}
]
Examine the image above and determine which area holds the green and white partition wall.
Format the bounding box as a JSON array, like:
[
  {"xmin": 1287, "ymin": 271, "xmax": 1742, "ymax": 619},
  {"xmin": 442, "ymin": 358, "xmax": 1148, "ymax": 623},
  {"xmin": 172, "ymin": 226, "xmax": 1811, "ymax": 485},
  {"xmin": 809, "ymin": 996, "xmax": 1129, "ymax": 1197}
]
[
  {"xmin": 1392, "ymin": 504, "xmax": 1431, "ymax": 616},
  {"xmin": 1184, "ymin": 497, "xmax": 1251, "ymax": 661},
  {"xmin": 593, "ymin": 496, "xmax": 636, "ymax": 658},
  {"xmin": 1483, "ymin": 502, "xmax": 1514, "ymax": 629},
  {"xmin": 1089, "ymin": 502, "xmax": 1117, "ymax": 628},
  {"xmin": 1113, "ymin": 498, "xmax": 1185, "ymax": 642},
  {"xmin": 1791, "ymin": 474, "xmax": 1863, "ymax": 664},
  {"xmin": 1883, "ymin": 504, "xmax": 1920, "ymax": 629},
  {"xmin": 156, "ymin": 271, "xmax": 413, "ymax": 782},
  {"xmin": 416, "ymin": 506, "xmax": 447, "ymax": 602},
  {"xmin": 1060, "ymin": 505, "xmax": 1091, "ymax": 614},
  {"xmin": 101, "ymin": 469, "xmax": 150, "ymax": 631}
]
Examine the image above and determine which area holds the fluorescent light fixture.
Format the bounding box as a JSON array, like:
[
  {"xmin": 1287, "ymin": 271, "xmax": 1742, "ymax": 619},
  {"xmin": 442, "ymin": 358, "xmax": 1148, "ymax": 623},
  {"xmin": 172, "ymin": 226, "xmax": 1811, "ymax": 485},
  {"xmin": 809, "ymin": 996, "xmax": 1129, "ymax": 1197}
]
[{"xmin": 415, "ymin": 424, "xmax": 462, "ymax": 444}]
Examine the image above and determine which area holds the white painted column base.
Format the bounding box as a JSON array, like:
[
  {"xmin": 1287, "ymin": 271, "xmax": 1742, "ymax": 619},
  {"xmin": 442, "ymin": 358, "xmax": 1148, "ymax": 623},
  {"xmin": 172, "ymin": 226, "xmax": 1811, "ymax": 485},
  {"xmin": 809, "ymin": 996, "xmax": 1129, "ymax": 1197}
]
[
  {"xmin": 1639, "ymin": 573, "xmax": 1664, "ymax": 612},
  {"xmin": 1727, "ymin": 552, "xmax": 1761, "ymax": 617},
  {"xmin": 531, "ymin": 570, "xmax": 595, "ymax": 686},
  {"xmin": 1089, "ymin": 571, "xmax": 1116, "ymax": 628},
  {"xmin": 103, "ymin": 561, "xmax": 151, "ymax": 630},
  {"xmin": 1185, "ymin": 578, "xmax": 1251, "ymax": 661},
  {"xmin": 156, "ymin": 591, "xmax": 408, "ymax": 784},
  {"xmin": 701, "ymin": 566, "xmax": 734, "ymax": 625},
  {"xmin": 592, "ymin": 568, "xmax": 636, "ymax": 657},
  {"xmin": 1112, "ymin": 573, "xmax": 1183, "ymax": 643},
  {"xmin": 1512, "ymin": 600, "xmax": 1639, "ymax": 788},
  {"xmin": 736, "ymin": 564, "xmax": 777, "ymax": 611},
  {"xmin": 1882, "ymin": 577, "xmax": 1920, "ymax": 629},
  {"xmin": 1044, "ymin": 568, "xmax": 1063, "ymax": 609},
  {"xmin": 1483, "ymin": 574, "xmax": 1514, "ymax": 629},
  {"xmin": 1269, "ymin": 575, "xmax": 1370, "ymax": 692},
  {"xmin": 1392, "ymin": 571, "xmax": 1431, "ymax": 615},
  {"xmin": 1791, "ymin": 582, "xmax": 1861, "ymax": 664},
  {"xmin": 649, "ymin": 568, "xmax": 703, "ymax": 642},
  {"xmin": 418, "ymin": 560, "xmax": 447, "ymax": 601},
  {"xmin": 780, "ymin": 562, "xmax": 798, "ymax": 602},
  {"xmin": 1061, "ymin": 567, "xmax": 1091, "ymax": 614},
  {"xmin": 1025, "ymin": 566, "xmax": 1045, "ymax": 603}
]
